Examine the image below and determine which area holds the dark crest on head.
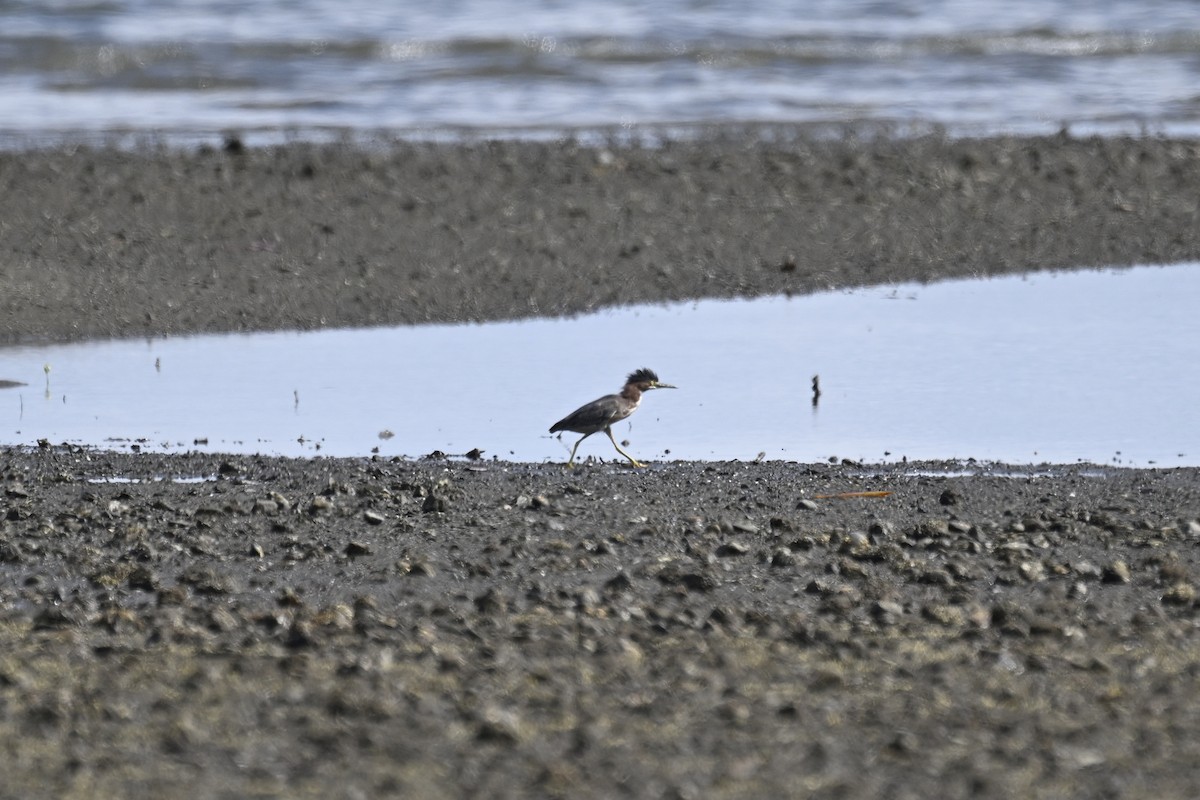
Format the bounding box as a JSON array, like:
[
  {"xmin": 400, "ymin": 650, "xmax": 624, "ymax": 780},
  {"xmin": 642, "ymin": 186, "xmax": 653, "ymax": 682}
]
[{"xmin": 626, "ymin": 368, "xmax": 660, "ymax": 385}]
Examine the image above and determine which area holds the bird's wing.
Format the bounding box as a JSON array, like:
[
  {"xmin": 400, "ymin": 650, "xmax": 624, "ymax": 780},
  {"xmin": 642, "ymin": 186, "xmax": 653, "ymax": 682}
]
[{"xmin": 550, "ymin": 393, "xmax": 623, "ymax": 433}]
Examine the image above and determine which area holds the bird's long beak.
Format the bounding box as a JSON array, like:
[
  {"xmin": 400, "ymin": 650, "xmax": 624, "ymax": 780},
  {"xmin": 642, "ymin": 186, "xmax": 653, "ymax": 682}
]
[{"xmin": 652, "ymin": 382, "xmax": 677, "ymax": 390}]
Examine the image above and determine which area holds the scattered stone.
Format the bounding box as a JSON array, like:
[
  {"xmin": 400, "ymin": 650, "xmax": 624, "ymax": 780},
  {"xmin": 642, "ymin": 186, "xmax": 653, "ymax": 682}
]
[
  {"xmin": 308, "ymin": 496, "xmax": 334, "ymax": 515},
  {"xmin": 474, "ymin": 588, "xmax": 506, "ymax": 614},
  {"xmin": 922, "ymin": 604, "xmax": 966, "ymax": 627},
  {"xmin": 252, "ymin": 498, "xmax": 280, "ymax": 515},
  {"xmin": 1019, "ymin": 561, "xmax": 1047, "ymax": 582},
  {"xmin": 872, "ymin": 600, "xmax": 905, "ymax": 624},
  {"xmin": 477, "ymin": 707, "xmax": 524, "ymax": 743},
  {"xmin": 939, "ymin": 488, "xmax": 961, "ymax": 506},
  {"xmin": 770, "ymin": 548, "xmax": 797, "ymax": 567},
  {"xmin": 178, "ymin": 565, "xmax": 238, "ymax": 595},
  {"xmin": 604, "ymin": 572, "xmax": 633, "ymax": 592},
  {"xmin": 127, "ymin": 566, "xmax": 158, "ymax": 591},
  {"xmin": 363, "ymin": 510, "xmax": 385, "ymax": 525},
  {"xmin": 1162, "ymin": 582, "xmax": 1196, "ymax": 606},
  {"xmin": 345, "ymin": 541, "xmax": 372, "ymax": 557},
  {"xmin": 1103, "ymin": 560, "xmax": 1132, "ymax": 584}
]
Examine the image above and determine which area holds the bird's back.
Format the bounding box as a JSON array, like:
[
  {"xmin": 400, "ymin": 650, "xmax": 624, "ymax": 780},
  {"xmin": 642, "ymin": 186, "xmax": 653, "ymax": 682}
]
[{"xmin": 550, "ymin": 392, "xmax": 632, "ymax": 435}]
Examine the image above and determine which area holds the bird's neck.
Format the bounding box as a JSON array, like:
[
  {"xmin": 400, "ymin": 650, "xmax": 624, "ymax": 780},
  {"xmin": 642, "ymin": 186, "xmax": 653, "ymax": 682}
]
[{"xmin": 620, "ymin": 383, "xmax": 644, "ymax": 404}]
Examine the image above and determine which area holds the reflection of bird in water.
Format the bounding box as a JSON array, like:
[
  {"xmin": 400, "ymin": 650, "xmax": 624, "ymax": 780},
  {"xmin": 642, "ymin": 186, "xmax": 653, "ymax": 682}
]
[{"xmin": 550, "ymin": 368, "xmax": 676, "ymax": 467}]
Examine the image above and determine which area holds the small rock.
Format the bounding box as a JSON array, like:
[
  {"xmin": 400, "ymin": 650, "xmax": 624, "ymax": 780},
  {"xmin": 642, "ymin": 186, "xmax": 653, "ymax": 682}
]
[
  {"xmin": 344, "ymin": 541, "xmax": 372, "ymax": 557},
  {"xmin": 127, "ymin": 566, "xmax": 158, "ymax": 591},
  {"xmin": 916, "ymin": 519, "xmax": 950, "ymax": 538},
  {"xmin": 604, "ymin": 571, "xmax": 633, "ymax": 592},
  {"xmin": 477, "ymin": 707, "xmax": 524, "ymax": 743},
  {"xmin": 1103, "ymin": 560, "xmax": 1132, "ymax": 584},
  {"xmin": 363, "ymin": 510, "xmax": 385, "ymax": 525},
  {"xmin": 474, "ymin": 588, "xmax": 506, "ymax": 614},
  {"xmin": 576, "ymin": 587, "xmax": 601, "ymax": 610},
  {"xmin": 679, "ymin": 572, "xmax": 719, "ymax": 592},
  {"xmin": 1019, "ymin": 561, "xmax": 1046, "ymax": 582},
  {"xmin": 770, "ymin": 548, "xmax": 797, "ymax": 567},
  {"xmin": 796, "ymin": 499, "xmax": 819, "ymax": 511},
  {"xmin": 1162, "ymin": 582, "xmax": 1196, "ymax": 606},
  {"xmin": 252, "ymin": 498, "xmax": 279, "ymax": 515},
  {"xmin": 939, "ymin": 488, "xmax": 961, "ymax": 506},
  {"xmin": 922, "ymin": 604, "xmax": 966, "ymax": 627},
  {"xmin": 179, "ymin": 565, "xmax": 238, "ymax": 595},
  {"xmin": 0, "ymin": 541, "xmax": 21, "ymax": 563},
  {"xmin": 872, "ymin": 600, "xmax": 905, "ymax": 623},
  {"xmin": 868, "ymin": 521, "xmax": 894, "ymax": 538},
  {"xmin": 716, "ymin": 542, "xmax": 749, "ymax": 557}
]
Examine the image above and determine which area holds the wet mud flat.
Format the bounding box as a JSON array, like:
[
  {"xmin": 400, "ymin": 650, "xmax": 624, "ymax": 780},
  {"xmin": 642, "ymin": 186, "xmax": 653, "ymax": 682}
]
[
  {"xmin": 3, "ymin": 132, "xmax": 1200, "ymax": 344},
  {"xmin": 2, "ymin": 447, "xmax": 1199, "ymax": 798}
]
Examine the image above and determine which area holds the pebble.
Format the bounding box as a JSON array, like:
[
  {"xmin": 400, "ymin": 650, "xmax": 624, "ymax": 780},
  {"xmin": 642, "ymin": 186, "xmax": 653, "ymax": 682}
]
[
  {"xmin": 922, "ymin": 604, "xmax": 966, "ymax": 627},
  {"xmin": 344, "ymin": 541, "xmax": 372, "ymax": 557},
  {"xmin": 770, "ymin": 548, "xmax": 797, "ymax": 567},
  {"xmin": 1103, "ymin": 560, "xmax": 1132, "ymax": 584},
  {"xmin": 716, "ymin": 542, "xmax": 749, "ymax": 557},
  {"xmin": 1162, "ymin": 582, "xmax": 1196, "ymax": 605},
  {"xmin": 1019, "ymin": 561, "xmax": 1046, "ymax": 582}
]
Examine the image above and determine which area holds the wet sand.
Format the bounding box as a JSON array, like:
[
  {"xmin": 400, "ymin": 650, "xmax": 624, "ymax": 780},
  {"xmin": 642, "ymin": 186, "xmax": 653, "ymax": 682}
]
[
  {"xmin": 2, "ymin": 133, "xmax": 1199, "ymax": 344},
  {"xmin": 2, "ymin": 132, "xmax": 1200, "ymax": 798}
]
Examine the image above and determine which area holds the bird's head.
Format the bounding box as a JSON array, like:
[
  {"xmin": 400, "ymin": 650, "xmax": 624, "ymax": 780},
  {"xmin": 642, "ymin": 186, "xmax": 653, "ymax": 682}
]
[{"xmin": 626, "ymin": 368, "xmax": 676, "ymax": 391}]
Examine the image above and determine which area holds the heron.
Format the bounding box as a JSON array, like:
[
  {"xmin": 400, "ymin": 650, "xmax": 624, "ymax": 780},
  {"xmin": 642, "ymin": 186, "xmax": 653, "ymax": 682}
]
[{"xmin": 550, "ymin": 368, "xmax": 676, "ymax": 467}]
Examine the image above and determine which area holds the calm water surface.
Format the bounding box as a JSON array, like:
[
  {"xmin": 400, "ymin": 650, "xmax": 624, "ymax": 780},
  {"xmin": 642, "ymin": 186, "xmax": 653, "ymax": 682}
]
[{"xmin": 1, "ymin": 264, "xmax": 1197, "ymax": 466}]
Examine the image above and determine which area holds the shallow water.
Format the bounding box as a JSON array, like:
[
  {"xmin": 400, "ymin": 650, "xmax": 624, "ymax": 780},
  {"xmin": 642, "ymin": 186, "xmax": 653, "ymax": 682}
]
[
  {"xmin": 3, "ymin": 0, "xmax": 1200, "ymax": 147},
  {"xmin": 1, "ymin": 263, "xmax": 1197, "ymax": 465}
]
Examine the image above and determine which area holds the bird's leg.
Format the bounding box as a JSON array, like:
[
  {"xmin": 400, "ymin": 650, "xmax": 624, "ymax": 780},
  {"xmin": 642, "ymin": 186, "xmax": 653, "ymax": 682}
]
[
  {"xmin": 605, "ymin": 427, "xmax": 645, "ymax": 468},
  {"xmin": 566, "ymin": 432, "xmax": 593, "ymax": 467}
]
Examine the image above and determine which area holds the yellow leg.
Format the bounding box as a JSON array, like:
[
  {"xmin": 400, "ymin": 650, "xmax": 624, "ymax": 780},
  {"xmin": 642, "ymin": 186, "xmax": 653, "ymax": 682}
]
[
  {"xmin": 566, "ymin": 433, "xmax": 592, "ymax": 467},
  {"xmin": 606, "ymin": 428, "xmax": 645, "ymax": 467}
]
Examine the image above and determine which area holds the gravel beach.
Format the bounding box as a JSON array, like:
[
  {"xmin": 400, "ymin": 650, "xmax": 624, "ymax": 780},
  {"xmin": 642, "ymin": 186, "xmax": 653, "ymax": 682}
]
[{"xmin": 2, "ymin": 132, "xmax": 1200, "ymax": 798}]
